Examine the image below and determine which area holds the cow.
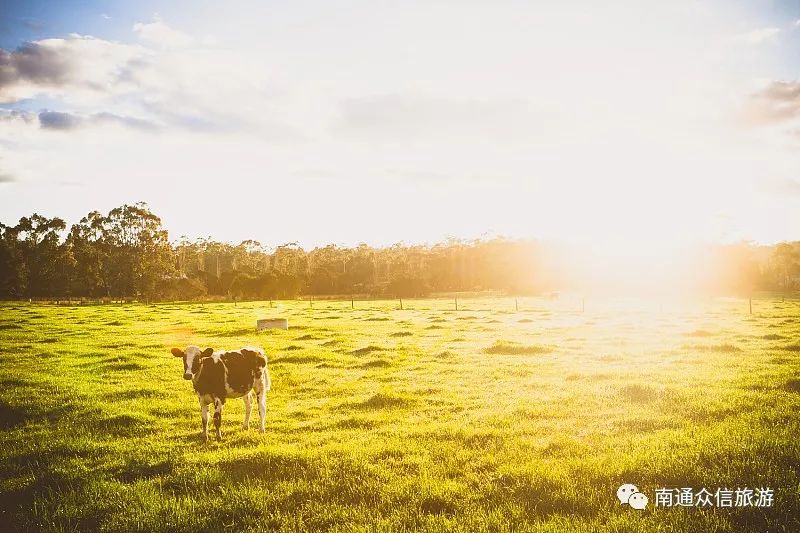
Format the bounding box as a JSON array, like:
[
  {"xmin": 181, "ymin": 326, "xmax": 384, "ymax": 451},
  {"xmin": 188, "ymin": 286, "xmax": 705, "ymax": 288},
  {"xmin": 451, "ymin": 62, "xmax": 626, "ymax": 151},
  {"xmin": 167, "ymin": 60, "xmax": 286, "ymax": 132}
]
[{"xmin": 171, "ymin": 345, "xmax": 271, "ymax": 443}]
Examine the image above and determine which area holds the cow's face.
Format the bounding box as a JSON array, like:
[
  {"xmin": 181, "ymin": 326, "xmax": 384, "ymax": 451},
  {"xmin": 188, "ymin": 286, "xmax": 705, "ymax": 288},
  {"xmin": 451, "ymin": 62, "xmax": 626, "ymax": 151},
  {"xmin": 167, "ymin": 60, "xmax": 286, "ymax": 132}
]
[{"xmin": 171, "ymin": 345, "xmax": 213, "ymax": 380}]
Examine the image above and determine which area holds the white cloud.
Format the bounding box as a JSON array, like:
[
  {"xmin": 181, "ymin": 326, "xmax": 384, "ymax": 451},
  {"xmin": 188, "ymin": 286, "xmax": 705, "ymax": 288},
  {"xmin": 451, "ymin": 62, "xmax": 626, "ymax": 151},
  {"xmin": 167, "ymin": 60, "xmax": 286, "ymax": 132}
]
[
  {"xmin": 740, "ymin": 80, "xmax": 800, "ymax": 125},
  {"xmin": 0, "ymin": 35, "xmax": 146, "ymax": 103},
  {"xmin": 0, "ymin": 22, "xmax": 295, "ymax": 137},
  {"xmin": 133, "ymin": 15, "xmax": 193, "ymax": 49},
  {"xmin": 333, "ymin": 94, "xmax": 545, "ymax": 141},
  {"xmin": 743, "ymin": 27, "xmax": 781, "ymax": 45}
]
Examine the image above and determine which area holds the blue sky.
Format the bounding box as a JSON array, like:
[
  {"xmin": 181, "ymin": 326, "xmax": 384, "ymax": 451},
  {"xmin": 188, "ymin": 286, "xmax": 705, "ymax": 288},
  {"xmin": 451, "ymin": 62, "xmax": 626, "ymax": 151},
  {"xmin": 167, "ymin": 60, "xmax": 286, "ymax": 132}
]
[
  {"xmin": 2, "ymin": 1, "xmax": 140, "ymax": 47},
  {"xmin": 2, "ymin": 0, "xmax": 800, "ymax": 253}
]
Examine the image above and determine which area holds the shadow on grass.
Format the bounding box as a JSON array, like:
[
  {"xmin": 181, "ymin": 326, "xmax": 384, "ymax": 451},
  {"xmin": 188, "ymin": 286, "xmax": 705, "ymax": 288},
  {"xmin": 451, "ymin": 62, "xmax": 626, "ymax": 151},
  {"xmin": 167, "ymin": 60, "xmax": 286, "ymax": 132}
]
[
  {"xmin": 350, "ymin": 345, "xmax": 386, "ymax": 356},
  {"xmin": 277, "ymin": 354, "xmax": 324, "ymax": 364},
  {"xmin": 361, "ymin": 359, "xmax": 392, "ymax": 369},
  {"xmin": 345, "ymin": 392, "xmax": 414, "ymax": 410},
  {"xmin": 110, "ymin": 388, "xmax": 167, "ymax": 401},
  {"xmin": 784, "ymin": 379, "xmax": 800, "ymax": 392},
  {"xmin": 113, "ymin": 458, "xmax": 175, "ymax": 483},
  {"xmin": 88, "ymin": 413, "xmax": 156, "ymax": 437},
  {"xmin": 0, "ymin": 402, "xmax": 29, "ymax": 429},
  {"xmin": 218, "ymin": 450, "xmax": 317, "ymax": 482},
  {"xmin": 0, "ymin": 400, "xmax": 75, "ymax": 429},
  {"xmin": 619, "ymin": 384, "xmax": 661, "ymax": 403}
]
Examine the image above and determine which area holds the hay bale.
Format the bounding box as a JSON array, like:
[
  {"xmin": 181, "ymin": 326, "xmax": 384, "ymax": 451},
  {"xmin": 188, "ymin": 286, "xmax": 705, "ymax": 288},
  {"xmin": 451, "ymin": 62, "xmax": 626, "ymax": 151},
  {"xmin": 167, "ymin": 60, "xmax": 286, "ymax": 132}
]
[{"xmin": 257, "ymin": 318, "xmax": 288, "ymax": 331}]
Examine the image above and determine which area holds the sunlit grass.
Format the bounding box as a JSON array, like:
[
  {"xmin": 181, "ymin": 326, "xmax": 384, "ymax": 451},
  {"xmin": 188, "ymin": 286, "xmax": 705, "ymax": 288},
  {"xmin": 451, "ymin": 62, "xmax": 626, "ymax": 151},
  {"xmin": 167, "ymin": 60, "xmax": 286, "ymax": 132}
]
[{"xmin": 0, "ymin": 296, "xmax": 798, "ymax": 531}]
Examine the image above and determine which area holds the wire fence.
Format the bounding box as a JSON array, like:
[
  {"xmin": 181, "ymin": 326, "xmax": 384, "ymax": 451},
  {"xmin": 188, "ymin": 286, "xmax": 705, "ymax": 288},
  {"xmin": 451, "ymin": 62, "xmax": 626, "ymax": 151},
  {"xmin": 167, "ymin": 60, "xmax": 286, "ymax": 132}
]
[{"xmin": 7, "ymin": 290, "xmax": 799, "ymax": 317}]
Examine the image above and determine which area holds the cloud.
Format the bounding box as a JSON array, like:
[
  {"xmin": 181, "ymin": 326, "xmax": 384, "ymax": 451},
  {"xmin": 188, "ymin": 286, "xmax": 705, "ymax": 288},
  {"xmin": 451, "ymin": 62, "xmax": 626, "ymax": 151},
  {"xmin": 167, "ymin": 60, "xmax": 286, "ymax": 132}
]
[
  {"xmin": 39, "ymin": 110, "xmax": 82, "ymax": 130},
  {"xmin": 743, "ymin": 27, "xmax": 781, "ymax": 45},
  {"xmin": 0, "ymin": 173, "xmax": 15, "ymax": 183},
  {"xmin": 92, "ymin": 112, "xmax": 159, "ymax": 130},
  {"xmin": 38, "ymin": 110, "xmax": 160, "ymax": 131},
  {"xmin": 741, "ymin": 81, "xmax": 800, "ymax": 125},
  {"xmin": 0, "ymin": 109, "xmax": 36, "ymax": 123},
  {"xmin": 133, "ymin": 16, "xmax": 192, "ymax": 48},
  {"xmin": 334, "ymin": 94, "xmax": 544, "ymax": 141},
  {"xmin": 0, "ymin": 35, "xmax": 145, "ymax": 103},
  {"xmin": 0, "ymin": 27, "xmax": 288, "ymax": 136},
  {"xmin": 0, "ymin": 42, "xmax": 73, "ymax": 90}
]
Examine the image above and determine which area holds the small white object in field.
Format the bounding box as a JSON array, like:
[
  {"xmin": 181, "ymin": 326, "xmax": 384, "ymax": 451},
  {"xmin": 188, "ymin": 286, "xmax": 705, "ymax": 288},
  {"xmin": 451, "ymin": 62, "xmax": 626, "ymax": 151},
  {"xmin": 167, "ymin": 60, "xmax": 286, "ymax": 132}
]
[{"xmin": 257, "ymin": 318, "xmax": 288, "ymax": 331}]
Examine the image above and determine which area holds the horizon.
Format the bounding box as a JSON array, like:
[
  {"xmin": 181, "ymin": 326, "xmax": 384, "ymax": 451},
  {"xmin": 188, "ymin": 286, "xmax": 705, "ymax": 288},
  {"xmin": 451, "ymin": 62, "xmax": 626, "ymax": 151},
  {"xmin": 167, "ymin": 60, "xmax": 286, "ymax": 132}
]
[{"xmin": 2, "ymin": 200, "xmax": 789, "ymax": 299}]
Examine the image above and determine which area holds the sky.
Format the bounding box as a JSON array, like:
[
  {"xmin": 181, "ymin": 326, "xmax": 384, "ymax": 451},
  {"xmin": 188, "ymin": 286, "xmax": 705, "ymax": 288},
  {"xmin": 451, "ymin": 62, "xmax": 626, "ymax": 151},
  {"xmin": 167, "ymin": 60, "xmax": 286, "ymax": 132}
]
[{"xmin": 2, "ymin": 0, "xmax": 800, "ymax": 254}]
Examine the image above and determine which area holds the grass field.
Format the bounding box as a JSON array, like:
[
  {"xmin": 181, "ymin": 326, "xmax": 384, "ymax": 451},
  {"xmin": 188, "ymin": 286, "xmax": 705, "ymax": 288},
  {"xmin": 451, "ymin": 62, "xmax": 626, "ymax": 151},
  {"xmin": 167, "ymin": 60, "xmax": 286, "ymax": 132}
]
[{"xmin": 0, "ymin": 296, "xmax": 799, "ymax": 531}]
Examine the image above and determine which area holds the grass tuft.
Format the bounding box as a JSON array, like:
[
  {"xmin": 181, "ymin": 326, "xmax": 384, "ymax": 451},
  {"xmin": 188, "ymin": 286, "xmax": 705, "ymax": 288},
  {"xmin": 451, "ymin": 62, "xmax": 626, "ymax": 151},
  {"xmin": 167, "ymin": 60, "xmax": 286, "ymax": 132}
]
[
  {"xmin": 349, "ymin": 392, "xmax": 413, "ymax": 410},
  {"xmin": 687, "ymin": 329, "xmax": 715, "ymax": 337},
  {"xmin": 483, "ymin": 340, "xmax": 554, "ymax": 355},
  {"xmin": 783, "ymin": 379, "xmax": 800, "ymax": 392},
  {"xmin": 350, "ymin": 345, "xmax": 386, "ymax": 356},
  {"xmin": 619, "ymin": 383, "xmax": 661, "ymax": 403}
]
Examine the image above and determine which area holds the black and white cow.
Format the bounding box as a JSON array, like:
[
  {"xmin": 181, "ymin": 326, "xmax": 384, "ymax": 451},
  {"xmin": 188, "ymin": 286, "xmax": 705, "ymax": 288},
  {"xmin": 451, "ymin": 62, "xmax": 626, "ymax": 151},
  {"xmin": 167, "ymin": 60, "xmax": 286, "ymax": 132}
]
[{"xmin": 171, "ymin": 345, "xmax": 271, "ymax": 442}]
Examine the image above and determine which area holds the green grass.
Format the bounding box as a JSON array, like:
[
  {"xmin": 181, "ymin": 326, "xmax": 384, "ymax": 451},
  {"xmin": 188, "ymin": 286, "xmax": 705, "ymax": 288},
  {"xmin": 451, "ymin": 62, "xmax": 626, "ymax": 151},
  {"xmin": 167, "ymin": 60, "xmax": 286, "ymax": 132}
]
[{"xmin": 0, "ymin": 296, "xmax": 799, "ymax": 531}]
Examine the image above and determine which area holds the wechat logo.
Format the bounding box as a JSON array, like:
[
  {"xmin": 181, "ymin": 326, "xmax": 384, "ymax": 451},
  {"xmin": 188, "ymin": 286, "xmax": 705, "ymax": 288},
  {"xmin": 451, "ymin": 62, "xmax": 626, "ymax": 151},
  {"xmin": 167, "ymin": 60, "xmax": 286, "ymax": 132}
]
[{"xmin": 617, "ymin": 484, "xmax": 648, "ymax": 510}]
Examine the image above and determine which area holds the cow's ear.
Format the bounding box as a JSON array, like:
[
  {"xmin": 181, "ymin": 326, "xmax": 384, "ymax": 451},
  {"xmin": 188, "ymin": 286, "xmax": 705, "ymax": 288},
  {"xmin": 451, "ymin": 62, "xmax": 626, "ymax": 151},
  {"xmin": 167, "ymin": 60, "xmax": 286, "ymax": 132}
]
[
  {"xmin": 171, "ymin": 348, "xmax": 184, "ymax": 358},
  {"xmin": 201, "ymin": 348, "xmax": 214, "ymax": 357}
]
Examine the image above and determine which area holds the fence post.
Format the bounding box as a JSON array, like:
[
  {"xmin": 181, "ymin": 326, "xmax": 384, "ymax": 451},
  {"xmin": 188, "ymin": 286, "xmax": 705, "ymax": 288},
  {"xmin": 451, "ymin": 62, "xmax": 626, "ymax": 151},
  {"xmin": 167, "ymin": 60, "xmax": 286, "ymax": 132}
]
[
  {"xmin": 351, "ymin": 296, "xmax": 354, "ymax": 309},
  {"xmin": 455, "ymin": 297, "xmax": 458, "ymax": 311},
  {"xmin": 399, "ymin": 297, "xmax": 403, "ymax": 310},
  {"xmin": 515, "ymin": 297, "xmax": 518, "ymax": 312},
  {"xmin": 749, "ymin": 295, "xmax": 752, "ymax": 315}
]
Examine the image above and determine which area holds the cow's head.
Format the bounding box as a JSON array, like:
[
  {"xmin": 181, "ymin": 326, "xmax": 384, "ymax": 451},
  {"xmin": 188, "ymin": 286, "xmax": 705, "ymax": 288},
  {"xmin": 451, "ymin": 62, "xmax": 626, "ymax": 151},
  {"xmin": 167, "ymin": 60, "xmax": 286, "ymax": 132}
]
[{"xmin": 171, "ymin": 345, "xmax": 213, "ymax": 380}]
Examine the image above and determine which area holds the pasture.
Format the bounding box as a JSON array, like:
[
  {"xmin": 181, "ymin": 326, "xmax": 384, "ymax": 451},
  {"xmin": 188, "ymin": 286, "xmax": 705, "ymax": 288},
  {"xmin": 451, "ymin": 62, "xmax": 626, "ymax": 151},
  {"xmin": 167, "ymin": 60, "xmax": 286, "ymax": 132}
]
[{"xmin": 0, "ymin": 296, "xmax": 798, "ymax": 531}]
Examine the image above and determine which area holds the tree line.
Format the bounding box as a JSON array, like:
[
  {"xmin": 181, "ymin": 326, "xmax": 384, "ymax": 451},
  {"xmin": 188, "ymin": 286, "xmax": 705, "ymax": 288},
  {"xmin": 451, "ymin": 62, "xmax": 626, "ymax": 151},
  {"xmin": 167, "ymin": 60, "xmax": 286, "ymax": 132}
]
[{"xmin": 1, "ymin": 202, "xmax": 799, "ymax": 301}]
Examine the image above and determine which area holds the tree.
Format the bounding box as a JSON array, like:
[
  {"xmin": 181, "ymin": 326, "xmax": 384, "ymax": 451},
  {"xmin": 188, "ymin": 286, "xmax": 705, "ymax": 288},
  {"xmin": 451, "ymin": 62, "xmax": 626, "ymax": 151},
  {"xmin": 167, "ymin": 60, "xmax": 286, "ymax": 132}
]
[
  {"xmin": 0, "ymin": 223, "xmax": 25, "ymax": 298},
  {"xmin": 773, "ymin": 242, "xmax": 800, "ymax": 292},
  {"xmin": 13, "ymin": 214, "xmax": 68, "ymax": 298},
  {"xmin": 66, "ymin": 211, "xmax": 109, "ymax": 297}
]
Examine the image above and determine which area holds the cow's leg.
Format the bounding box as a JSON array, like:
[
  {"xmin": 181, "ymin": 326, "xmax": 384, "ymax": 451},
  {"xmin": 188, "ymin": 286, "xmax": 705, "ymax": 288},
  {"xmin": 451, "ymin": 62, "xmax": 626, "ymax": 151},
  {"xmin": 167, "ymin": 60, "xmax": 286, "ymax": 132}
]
[
  {"xmin": 242, "ymin": 391, "xmax": 252, "ymax": 430},
  {"xmin": 213, "ymin": 397, "xmax": 224, "ymax": 441},
  {"xmin": 257, "ymin": 390, "xmax": 266, "ymax": 433},
  {"xmin": 255, "ymin": 376, "xmax": 267, "ymax": 433},
  {"xmin": 199, "ymin": 397, "xmax": 210, "ymax": 444}
]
